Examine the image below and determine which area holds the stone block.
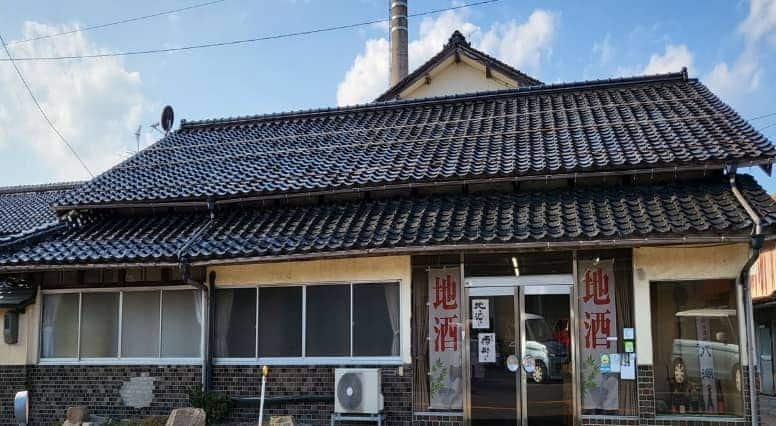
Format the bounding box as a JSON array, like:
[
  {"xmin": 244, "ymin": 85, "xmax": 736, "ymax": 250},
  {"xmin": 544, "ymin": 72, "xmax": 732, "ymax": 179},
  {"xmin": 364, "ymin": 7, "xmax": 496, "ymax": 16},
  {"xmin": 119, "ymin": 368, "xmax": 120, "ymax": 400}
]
[{"xmin": 166, "ymin": 407, "xmax": 206, "ymax": 426}]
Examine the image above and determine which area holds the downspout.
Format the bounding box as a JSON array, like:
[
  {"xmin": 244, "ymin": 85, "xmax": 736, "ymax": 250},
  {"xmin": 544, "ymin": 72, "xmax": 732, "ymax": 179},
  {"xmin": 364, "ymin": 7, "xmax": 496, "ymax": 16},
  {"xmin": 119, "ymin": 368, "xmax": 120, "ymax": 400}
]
[
  {"xmin": 177, "ymin": 200, "xmax": 217, "ymax": 390},
  {"xmin": 730, "ymin": 169, "xmax": 764, "ymax": 426}
]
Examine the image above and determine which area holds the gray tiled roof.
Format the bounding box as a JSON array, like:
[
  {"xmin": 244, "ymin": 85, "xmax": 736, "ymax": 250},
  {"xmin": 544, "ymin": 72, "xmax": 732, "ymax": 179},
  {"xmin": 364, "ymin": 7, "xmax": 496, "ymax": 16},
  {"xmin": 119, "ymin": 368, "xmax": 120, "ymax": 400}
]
[
  {"xmin": 4, "ymin": 175, "xmax": 773, "ymax": 267},
  {"xmin": 0, "ymin": 182, "xmax": 80, "ymax": 243},
  {"xmin": 55, "ymin": 73, "xmax": 775, "ymax": 209}
]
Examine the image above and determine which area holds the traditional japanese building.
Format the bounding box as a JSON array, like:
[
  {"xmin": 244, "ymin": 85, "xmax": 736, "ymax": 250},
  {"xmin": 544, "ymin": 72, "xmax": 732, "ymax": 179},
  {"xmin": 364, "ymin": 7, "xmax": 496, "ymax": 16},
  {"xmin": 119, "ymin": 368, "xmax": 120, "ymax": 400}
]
[{"xmin": 1, "ymin": 31, "xmax": 775, "ymax": 426}]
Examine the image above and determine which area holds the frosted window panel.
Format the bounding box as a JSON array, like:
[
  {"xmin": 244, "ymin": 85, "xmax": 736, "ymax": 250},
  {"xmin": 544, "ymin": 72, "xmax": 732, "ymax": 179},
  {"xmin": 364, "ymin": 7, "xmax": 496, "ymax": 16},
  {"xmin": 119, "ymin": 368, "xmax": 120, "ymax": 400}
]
[
  {"xmin": 214, "ymin": 288, "xmax": 257, "ymax": 357},
  {"xmin": 41, "ymin": 293, "xmax": 79, "ymax": 358},
  {"xmin": 258, "ymin": 287, "xmax": 302, "ymax": 357},
  {"xmin": 122, "ymin": 291, "xmax": 161, "ymax": 357},
  {"xmin": 306, "ymin": 285, "xmax": 350, "ymax": 357},
  {"xmin": 161, "ymin": 290, "xmax": 202, "ymax": 357},
  {"xmin": 353, "ymin": 283, "xmax": 400, "ymax": 356},
  {"xmin": 80, "ymin": 293, "xmax": 119, "ymax": 358}
]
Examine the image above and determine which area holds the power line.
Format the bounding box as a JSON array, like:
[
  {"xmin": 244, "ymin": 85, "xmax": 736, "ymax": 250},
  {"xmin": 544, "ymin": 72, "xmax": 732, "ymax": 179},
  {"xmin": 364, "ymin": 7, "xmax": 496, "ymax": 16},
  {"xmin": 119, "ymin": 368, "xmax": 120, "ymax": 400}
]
[
  {"xmin": 760, "ymin": 122, "xmax": 776, "ymax": 132},
  {"xmin": 0, "ymin": 32, "xmax": 94, "ymax": 177},
  {"xmin": 5, "ymin": 0, "xmax": 226, "ymax": 46},
  {"xmin": 749, "ymin": 112, "xmax": 776, "ymax": 122},
  {"xmin": 0, "ymin": 0, "xmax": 500, "ymax": 62}
]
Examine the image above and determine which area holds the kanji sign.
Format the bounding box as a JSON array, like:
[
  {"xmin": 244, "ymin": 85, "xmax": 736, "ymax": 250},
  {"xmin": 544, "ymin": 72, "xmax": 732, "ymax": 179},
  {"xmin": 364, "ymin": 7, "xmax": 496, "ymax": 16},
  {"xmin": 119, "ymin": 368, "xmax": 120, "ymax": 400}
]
[
  {"xmin": 428, "ymin": 268, "xmax": 462, "ymax": 410},
  {"xmin": 578, "ymin": 259, "xmax": 619, "ymax": 411},
  {"xmin": 472, "ymin": 299, "xmax": 490, "ymax": 329},
  {"xmin": 478, "ymin": 333, "xmax": 496, "ymax": 363}
]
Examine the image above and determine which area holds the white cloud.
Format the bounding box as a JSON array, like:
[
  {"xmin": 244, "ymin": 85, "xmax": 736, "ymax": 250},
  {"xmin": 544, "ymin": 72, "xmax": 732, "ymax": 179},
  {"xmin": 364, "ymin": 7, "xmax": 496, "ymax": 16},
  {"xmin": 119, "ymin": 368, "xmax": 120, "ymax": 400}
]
[
  {"xmin": 703, "ymin": 0, "xmax": 775, "ymax": 105},
  {"xmin": 704, "ymin": 47, "xmax": 762, "ymax": 102},
  {"xmin": 336, "ymin": 38, "xmax": 390, "ymax": 106},
  {"xmin": 642, "ymin": 44, "xmax": 693, "ymax": 75},
  {"xmin": 739, "ymin": 0, "xmax": 776, "ymax": 45},
  {"xmin": 478, "ymin": 10, "xmax": 556, "ymax": 72},
  {"xmin": 592, "ymin": 34, "xmax": 613, "ymax": 65},
  {"xmin": 0, "ymin": 22, "xmax": 154, "ymax": 181},
  {"xmin": 336, "ymin": 9, "xmax": 557, "ymax": 106}
]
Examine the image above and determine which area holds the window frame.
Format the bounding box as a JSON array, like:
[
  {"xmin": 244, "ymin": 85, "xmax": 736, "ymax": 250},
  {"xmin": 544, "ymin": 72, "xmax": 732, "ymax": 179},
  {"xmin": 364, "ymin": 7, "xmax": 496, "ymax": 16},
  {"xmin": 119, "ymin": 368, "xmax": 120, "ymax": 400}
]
[
  {"xmin": 39, "ymin": 286, "xmax": 204, "ymax": 365},
  {"xmin": 214, "ymin": 280, "xmax": 402, "ymax": 366},
  {"xmin": 649, "ymin": 278, "xmax": 745, "ymax": 419}
]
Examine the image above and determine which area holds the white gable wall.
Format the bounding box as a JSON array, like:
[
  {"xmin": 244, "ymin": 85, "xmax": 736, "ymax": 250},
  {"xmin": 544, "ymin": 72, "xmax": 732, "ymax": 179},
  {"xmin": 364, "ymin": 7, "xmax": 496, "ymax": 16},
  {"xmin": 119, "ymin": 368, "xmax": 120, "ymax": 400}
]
[{"xmin": 401, "ymin": 56, "xmax": 517, "ymax": 100}]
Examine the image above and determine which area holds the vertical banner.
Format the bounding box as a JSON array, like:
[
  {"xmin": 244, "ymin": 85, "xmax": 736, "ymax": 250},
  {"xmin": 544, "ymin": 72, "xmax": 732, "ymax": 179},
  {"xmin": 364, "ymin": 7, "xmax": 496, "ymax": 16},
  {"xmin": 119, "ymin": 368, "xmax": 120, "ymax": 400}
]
[
  {"xmin": 696, "ymin": 317, "xmax": 717, "ymax": 412},
  {"xmin": 578, "ymin": 259, "xmax": 619, "ymax": 411},
  {"xmin": 428, "ymin": 267, "xmax": 463, "ymax": 410}
]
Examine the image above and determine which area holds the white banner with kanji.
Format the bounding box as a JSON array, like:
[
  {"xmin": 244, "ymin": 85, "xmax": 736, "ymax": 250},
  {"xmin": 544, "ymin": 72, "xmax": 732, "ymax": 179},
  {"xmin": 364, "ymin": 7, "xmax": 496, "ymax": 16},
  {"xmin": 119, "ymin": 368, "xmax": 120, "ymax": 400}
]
[
  {"xmin": 428, "ymin": 267, "xmax": 463, "ymax": 410},
  {"xmin": 578, "ymin": 259, "xmax": 619, "ymax": 411}
]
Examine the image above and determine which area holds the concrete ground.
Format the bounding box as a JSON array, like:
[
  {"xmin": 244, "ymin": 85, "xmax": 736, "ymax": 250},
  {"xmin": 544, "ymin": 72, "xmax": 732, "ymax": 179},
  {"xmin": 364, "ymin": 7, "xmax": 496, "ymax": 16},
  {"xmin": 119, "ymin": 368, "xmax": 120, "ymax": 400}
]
[{"xmin": 762, "ymin": 395, "xmax": 776, "ymax": 425}]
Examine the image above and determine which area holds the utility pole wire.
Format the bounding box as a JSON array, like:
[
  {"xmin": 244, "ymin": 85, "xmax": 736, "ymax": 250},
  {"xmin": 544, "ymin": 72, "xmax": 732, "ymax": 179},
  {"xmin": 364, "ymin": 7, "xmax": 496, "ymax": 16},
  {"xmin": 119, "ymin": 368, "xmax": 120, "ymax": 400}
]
[
  {"xmin": 0, "ymin": 0, "xmax": 500, "ymax": 62},
  {"xmin": 0, "ymin": 32, "xmax": 94, "ymax": 177},
  {"xmin": 6, "ymin": 0, "xmax": 226, "ymax": 46}
]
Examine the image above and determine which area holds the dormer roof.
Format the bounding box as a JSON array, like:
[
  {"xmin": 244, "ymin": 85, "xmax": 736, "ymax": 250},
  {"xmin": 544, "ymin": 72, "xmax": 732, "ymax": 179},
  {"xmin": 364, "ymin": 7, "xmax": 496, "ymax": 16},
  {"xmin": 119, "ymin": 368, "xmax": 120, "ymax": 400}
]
[{"xmin": 376, "ymin": 30, "xmax": 543, "ymax": 102}]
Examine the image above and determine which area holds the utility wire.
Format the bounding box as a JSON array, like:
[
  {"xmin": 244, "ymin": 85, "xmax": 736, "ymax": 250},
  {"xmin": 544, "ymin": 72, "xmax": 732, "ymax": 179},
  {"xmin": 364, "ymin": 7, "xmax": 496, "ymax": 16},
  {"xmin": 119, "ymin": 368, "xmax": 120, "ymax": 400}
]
[
  {"xmin": 0, "ymin": 0, "xmax": 500, "ymax": 62},
  {"xmin": 6, "ymin": 0, "xmax": 226, "ymax": 46},
  {"xmin": 760, "ymin": 122, "xmax": 776, "ymax": 132},
  {"xmin": 0, "ymin": 32, "xmax": 94, "ymax": 177},
  {"xmin": 749, "ymin": 112, "xmax": 776, "ymax": 122}
]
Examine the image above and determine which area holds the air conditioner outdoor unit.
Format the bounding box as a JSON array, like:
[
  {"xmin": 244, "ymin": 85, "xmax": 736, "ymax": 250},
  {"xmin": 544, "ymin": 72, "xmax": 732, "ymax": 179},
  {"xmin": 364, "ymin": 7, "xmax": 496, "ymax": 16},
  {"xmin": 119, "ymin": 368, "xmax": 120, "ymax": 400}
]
[{"xmin": 334, "ymin": 368, "xmax": 384, "ymax": 414}]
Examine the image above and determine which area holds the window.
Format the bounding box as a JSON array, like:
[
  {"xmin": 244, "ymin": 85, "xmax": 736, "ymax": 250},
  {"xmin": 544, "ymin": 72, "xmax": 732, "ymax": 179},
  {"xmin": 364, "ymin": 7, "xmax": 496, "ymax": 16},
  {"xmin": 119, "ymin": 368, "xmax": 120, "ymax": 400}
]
[
  {"xmin": 161, "ymin": 290, "xmax": 202, "ymax": 357},
  {"xmin": 41, "ymin": 293, "xmax": 79, "ymax": 358},
  {"xmin": 214, "ymin": 282, "xmax": 401, "ymax": 361},
  {"xmin": 215, "ymin": 288, "xmax": 257, "ymax": 358},
  {"xmin": 306, "ymin": 285, "xmax": 350, "ymax": 356},
  {"xmin": 40, "ymin": 288, "xmax": 202, "ymax": 362},
  {"xmin": 353, "ymin": 283, "xmax": 400, "ymax": 356},
  {"xmin": 651, "ymin": 280, "xmax": 743, "ymax": 417},
  {"xmin": 80, "ymin": 293, "xmax": 119, "ymax": 358},
  {"xmin": 258, "ymin": 286, "xmax": 302, "ymax": 357},
  {"xmin": 122, "ymin": 291, "xmax": 160, "ymax": 357}
]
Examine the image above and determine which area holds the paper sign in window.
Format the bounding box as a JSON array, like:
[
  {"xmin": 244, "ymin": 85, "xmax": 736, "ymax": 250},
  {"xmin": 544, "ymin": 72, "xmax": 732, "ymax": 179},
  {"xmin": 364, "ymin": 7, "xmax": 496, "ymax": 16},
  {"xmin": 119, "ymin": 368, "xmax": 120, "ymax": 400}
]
[
  {"xmin": 478, "ymin": 332, "xmax": 496, "ymax": 363},
  {"xmin": 471, "ymin": 299, "xmax": 490, "ymax": 329}
]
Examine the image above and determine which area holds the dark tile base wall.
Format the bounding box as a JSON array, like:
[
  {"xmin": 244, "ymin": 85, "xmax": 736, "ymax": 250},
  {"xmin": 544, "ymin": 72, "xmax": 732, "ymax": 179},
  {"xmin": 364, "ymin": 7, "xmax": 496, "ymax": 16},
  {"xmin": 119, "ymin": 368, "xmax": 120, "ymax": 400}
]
[
  {"xmin": 0, "ymin": 365, "xmax": 27, "ymax": 425},
  {"xmin": 26, "ymin": 365, "xmax": 200, "ymax": 424},
  {"xmin": 211, "ymin": 365, "xmax": 412, "ymax": 425},
  {"xmin": 3, "ymin": 362, "xmax": 763, "ymax": 425}
]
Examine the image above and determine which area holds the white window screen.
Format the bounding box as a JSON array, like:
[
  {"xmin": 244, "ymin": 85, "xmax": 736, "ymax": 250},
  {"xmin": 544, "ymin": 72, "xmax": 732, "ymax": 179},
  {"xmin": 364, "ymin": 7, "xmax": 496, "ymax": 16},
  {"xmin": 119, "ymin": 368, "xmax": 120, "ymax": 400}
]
[
  {"xmin": 41, "ymin": 293, "xmax": 79, "ymax": 358},
  {"xmin": 161, "ymin": 289, "xmax": 202, "ymax": 358},
  {"xmin": 80, "ymin": 292, "xmax": 119, "ymax": 358},
  {"xmin": 121, "ymin": 291, "xmax": 161, "ymax": 357}
]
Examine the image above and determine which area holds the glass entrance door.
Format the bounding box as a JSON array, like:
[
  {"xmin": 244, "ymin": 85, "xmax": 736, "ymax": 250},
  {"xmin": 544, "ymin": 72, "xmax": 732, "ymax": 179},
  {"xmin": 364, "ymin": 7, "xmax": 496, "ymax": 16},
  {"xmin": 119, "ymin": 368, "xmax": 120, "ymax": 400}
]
[
  {"xmin": 466, "ymin": 283, "xmax": 573, "ymax": 426},
  {"xmin": 468, "ymin": 286, "xmax": 518, "ymax": 425},
  {"xmin": 521, "ymin": 285, "xmax": 573, "ymax": 426}
]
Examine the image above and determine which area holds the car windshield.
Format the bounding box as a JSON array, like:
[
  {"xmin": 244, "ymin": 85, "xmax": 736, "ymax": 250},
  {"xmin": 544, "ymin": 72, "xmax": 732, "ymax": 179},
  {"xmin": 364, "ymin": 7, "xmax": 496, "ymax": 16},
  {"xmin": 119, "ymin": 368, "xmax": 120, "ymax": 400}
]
[{"xmin": 526, "ymin": 318, "xmax": 553, "ymax": 342}]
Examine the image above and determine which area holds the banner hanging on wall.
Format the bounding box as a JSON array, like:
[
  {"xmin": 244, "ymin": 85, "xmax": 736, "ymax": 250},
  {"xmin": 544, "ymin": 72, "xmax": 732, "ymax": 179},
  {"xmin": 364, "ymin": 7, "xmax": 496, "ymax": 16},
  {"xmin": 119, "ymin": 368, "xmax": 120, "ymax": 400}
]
[
  {"xmin": 428, "ymin": 267, "xmax": 463, "ymax": 410},
  {"xmin": 578, "ymin": 259, "xmax": 619, "ymax": 411}
]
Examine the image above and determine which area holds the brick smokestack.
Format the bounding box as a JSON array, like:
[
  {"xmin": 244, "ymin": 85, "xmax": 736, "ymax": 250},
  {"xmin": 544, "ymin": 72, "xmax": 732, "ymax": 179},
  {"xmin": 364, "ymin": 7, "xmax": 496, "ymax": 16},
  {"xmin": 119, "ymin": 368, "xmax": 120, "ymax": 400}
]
[{"xmin": 389, "ymin": 0, "xmax": 408, "ymax": 86}]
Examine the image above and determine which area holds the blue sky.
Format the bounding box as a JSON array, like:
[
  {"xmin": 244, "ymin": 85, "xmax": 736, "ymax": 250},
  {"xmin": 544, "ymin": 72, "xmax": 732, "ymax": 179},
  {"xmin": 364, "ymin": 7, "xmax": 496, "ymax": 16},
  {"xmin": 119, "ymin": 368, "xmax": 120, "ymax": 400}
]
[{"xmin": 1, "ymin": 0, "xmax": 775, "ymax": 191}]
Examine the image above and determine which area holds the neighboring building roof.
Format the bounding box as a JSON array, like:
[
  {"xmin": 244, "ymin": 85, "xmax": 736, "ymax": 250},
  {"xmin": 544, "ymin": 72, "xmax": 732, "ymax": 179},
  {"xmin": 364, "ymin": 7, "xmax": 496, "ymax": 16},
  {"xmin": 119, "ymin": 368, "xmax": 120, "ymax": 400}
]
[
  {"xmin": 0, "ymin": 277, "xmax": 36, "ymax": 309},
  {"xmin": 6, "ymin": 175, "xmax": 774, "ymax": 267},
  {"xmin": 376, "ymin": 31, "xmax": 543, "ymax": 102},
  {"xmin": 0, "ymin": 181, "xmax": 81, "ymax": 243},
  {"xmin": 55, "ymin": 73, "xmax": 775, "ymax": 210}
]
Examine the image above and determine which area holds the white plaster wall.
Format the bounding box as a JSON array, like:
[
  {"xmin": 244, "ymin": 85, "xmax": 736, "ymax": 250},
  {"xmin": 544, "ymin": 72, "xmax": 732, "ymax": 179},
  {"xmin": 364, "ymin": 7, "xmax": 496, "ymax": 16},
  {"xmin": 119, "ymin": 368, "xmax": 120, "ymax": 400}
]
[
  {"xmin": 632, "ymin": 243, "xmax": 750, "ymax": 365},
  {"xmin": 0, "ymin": 298, "xmax": 39, "ymax": 365},
  {"xmin": 208, "ymin": 256, "xmax": 413, "ymax": 363},
  {"xmin": 403, "ymin": 61, "xmax": 515, "ymax": 100}
]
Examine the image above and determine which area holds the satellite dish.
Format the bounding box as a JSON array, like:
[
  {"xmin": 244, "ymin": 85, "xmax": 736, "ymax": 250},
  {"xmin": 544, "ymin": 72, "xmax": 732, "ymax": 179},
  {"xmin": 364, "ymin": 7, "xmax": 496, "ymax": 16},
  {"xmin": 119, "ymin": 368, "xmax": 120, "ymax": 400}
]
[{"xmin": 161, "ymin": 105, "xmax": 175, "ymax": 134}]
